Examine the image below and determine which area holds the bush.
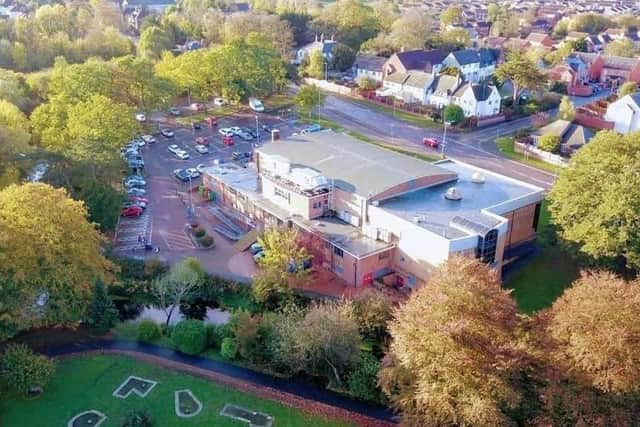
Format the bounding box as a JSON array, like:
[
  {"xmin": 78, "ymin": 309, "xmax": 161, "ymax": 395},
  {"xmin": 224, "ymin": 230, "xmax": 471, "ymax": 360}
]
[
  {"xmin": 205, "ymin": 324, "xmax": 224, "ymax": 349},
  {"xmin": 348, "ymin": 353, "xmax": 381, "ymax": 401},
  {"xmin": 137, "ymin": 319, "xmax": 161, "ymax": 341},
  {"xmin": 87, "ymin": 279, "xmax": 118, "ymax": 331},
  {"xmin": 538, "ymin": 133, "xmax": 561, "ymax": 153},
  {"xmin": 443, "ymin": 104, "xmax": 464, "ymax": 124},
  {"xmin": 220, "ymin": 337, "xmax": 238, "ymax": 360},
  {"xmin": 121, "ymin": 410, "xmax": 153, "ymax": 427},
  {"xmin": 232, "ymin": 311, "xmax": 262, "ymax": 362},
  {"xmin": 200, "ymin": 235, "xmax": 214, "ymax": 247},
  {"xmin": 353, "ymin": 290, "xmax": 392, "ymax": 341},
  {"xmin": 193, "ymin": 227, "xmax": 206, "ymax": 238},
  {"xmin": 171, "ymin": 320, "xmax": 207, "ymax": 355},
  {"xmin": 0, "ymin": 344, "xmax": 55, "ymax": 395}
]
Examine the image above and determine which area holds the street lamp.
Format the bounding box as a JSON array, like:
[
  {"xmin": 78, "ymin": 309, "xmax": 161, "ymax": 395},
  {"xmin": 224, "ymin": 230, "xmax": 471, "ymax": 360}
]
[
  {"xmin": 255, "ymin": 115, "xmax": 260, "ymax": 146},
  {"xmin": 441, "ymin": 121, "xmax": 452, "ymax": 158},
  {"xmin": 324, "ymin": 61, "xmax": 328, "ymax": 81}
]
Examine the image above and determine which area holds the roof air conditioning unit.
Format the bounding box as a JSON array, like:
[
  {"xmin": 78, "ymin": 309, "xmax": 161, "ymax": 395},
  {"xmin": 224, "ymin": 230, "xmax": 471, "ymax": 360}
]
[
  {"xmin": 444, "ymin": 187, "xmax": 463, "ymax": 201},
  {"xmin": 471, "ymin": 172, "xmax": 486, "ymax": 184}
]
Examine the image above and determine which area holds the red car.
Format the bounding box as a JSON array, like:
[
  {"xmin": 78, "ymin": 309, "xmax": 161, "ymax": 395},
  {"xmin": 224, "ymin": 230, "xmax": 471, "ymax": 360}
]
[
  {"xmin": 423, "ymin": 137, "xmax": 440, "ymax": 148},
  {"xmin": 128, "ymin": 196, "xmax": 149, "ymax": 204},
  {"xmin": 121, "ymin": 206, "xmax": 144, "ymax": 217},
  {"xmin": 195, "ymin": 136, "xmax": 209, "ymax": 146},
  {"xmin": 222, "ymin": 135, "xmax": 234, "ymax": 146},
  {"xmin": 190, "ymin": 102, "xmax": 206, "ymax": 112},
  {"xmin": 205, "ymin": 116, "xmax": 217, "ymax": 127}
]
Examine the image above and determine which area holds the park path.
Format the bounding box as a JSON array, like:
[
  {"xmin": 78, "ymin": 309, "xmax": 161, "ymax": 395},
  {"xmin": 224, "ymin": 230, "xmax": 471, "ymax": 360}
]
[{"xmin": 45, "ymin": 340, "xmax": 397, "ymax": 427}]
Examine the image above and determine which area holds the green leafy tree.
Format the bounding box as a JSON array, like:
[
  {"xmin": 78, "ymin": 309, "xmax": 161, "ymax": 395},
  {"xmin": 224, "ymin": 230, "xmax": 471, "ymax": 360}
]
[
  {"xmin": 230, "ymin": 311, "xmax": 262, "ymax": 361},
  {"xmin": 112, "ymin": 55, "xmax": 178, "ymax": 112},
  {"xmin": 548, "ymin": 131, "xmax": 640, "ymax": 270},
  {"xmin": 311, "ymin": 0, "xmax": 380, "ymax": 50},
  {"xmin": 443, "ymin": 104, "xmax": 464, "ymax": 124},
  {"xmin": 348, "ymin": 353, "xmax": 381, "ymax": 401},
  {"xmin": 389, "ymin": 10, "xmax": 432, "ymax": 50},
  {"xmin": 379, "ymin": 256, "xmax": 523, "ymax": 427},
  {"xmin": 619, "ymin": 81, "xmax": 638, "ymax": 97},
  {"xmin": 0, "ymin": 344, "xmax": 55, "ymax": 395},
  {"xmin": 305, "ymin": 49, "xmax": 325, "ymax": 79},
  {"xmin": 294, "ymin": 85, "xmax": 325, "ymax": 117},
  {"xmin": 357, "ymin": 76, "xmax": 377, "ymax": 90},
  {"xmin": 152, "ymin": 257, "xmax": 205, "ymax": 326},
  {"xmin": 495, "ymin": 51, "xmax": 547, "ymax": 103},
  {"xmin": 604, "ymin": 39, "xmax": 636, "ymax": 58},
  {"xmin": 137, "ymin": 319, "xmax": 161, "ymax": 341},
  {"xmin": 546, "ymin": 271, "xmax": 640, "ymax": 394},
  {"xmin": 352, "ymin": 290, "xmax": 392, "ymax": 341},
  {"xmin": 220, "ymin": 337, "xmax": 238, "ymax": 359},
  {"xmin": 330, "ymin": 43, "xmax": 356, "ymax": 72},
  {"xmin": 558, "ymin": 96, "xmax": 575, "ymax": 121},
  {"xmin": 538, "ymin": 133, "xmax": 561, "ymax": 152},
  {"xmin": 569, "ymin": 13, "xmax": 613, "ymax": 34},
  {"xmin": 138, "ymin": 26, "xmax": 173, "ymax": 60},
  {"xmin": 86, "ymin": 279, "xmax": 118, "ymax": 331},
  {"xmin": 172, "ymin": 319, "xmax": 207, "ymax": 355},
  {"xmin": 259, "ymin": 307, "xmax": 305, "ymax": 374},
  {"xmin": 573, "ymin": 38, "xmax": 589, "ymax": 52},
  {"xmin": 440, "ymin": 5, "xmax": 462, "ymax": 27}
]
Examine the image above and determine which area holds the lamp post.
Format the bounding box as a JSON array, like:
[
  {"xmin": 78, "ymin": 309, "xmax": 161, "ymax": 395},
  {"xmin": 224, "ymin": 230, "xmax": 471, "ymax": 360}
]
[
  {"xmin": 441, "ymin": 121, "xmax": 451, "ymax": 158},
  {"xmin": 324, "ymin": 61, "xmax": 328, "ymax": 81},
  {"xmin": 187, "ymin": 87, "xmax": 194, "ymax": 134},
  {"xmin": 255, "ymin": 114, "xmax": 260, "ymax": 146}
]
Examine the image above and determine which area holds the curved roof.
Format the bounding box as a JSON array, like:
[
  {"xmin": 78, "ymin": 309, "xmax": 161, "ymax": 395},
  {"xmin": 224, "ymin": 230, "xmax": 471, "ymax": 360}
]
[{"xmin": 257, "ymin": 131, "xmax": 457, "ymax": 200}]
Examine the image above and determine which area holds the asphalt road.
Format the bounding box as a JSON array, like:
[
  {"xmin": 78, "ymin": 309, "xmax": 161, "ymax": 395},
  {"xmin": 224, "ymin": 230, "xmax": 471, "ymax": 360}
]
[{"xmin": 316, "ymin": 90, "xmax": 612, "ymax": 191}]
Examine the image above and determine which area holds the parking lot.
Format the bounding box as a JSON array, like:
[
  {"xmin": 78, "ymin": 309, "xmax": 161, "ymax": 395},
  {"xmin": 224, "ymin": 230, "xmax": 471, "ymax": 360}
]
[{"xmin": 112, "ymin": 105, "xmax": 298, "ymax": 278}]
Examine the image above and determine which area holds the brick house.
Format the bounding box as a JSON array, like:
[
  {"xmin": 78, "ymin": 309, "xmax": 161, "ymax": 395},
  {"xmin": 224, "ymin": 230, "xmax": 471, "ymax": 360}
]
[{"xmin": 574, "ymin": 52, "xmax": 640, "ymax": 85}]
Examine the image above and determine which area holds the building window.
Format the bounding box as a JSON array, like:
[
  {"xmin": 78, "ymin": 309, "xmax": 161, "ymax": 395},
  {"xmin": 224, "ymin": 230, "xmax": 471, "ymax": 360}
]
[
  {"xmin": 476, "ymin": 229, "xmax": 498, "ymax": 264},
  {"xmin": 378, "ymin": 251, "xmax": 390, "ymax": 260},
  {"xmin": 334, "ymin": 246, "xmax": 344, "ymax": 257}
]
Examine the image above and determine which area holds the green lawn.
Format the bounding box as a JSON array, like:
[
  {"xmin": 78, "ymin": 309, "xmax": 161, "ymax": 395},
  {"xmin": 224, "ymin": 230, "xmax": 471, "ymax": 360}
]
[
  {"xmin": 349, "ymin": 97, "xmax": 441, "ymax": 129},
  {"xmin": 495, "ymin": 137, "xmax": 563, "ymax": 175},
  {"xmin": 0, "ymin": 355, "xmax": 352, "ymax": 427},
  {"xmin": 505, "ymin": 200, "xmax": 579, "ymax": 313}
]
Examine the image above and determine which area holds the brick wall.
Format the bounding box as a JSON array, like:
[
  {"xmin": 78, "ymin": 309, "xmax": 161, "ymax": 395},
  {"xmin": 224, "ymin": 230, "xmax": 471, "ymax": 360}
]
[{"xmin": 574, "ymin": 110, "xmax": 614, "ymax": 130}]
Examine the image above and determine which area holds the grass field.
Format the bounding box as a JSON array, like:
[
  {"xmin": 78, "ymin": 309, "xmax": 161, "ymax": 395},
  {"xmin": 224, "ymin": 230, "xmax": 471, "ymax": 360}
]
[
  {"xmin": 0, "ymin": 355, "xmax": 352, "ymax": 427},
  {"xmin": 505, "ymin": 200, "xmax": 579, "ymax": 313},
  {"xmin": 349, "ymin": 98, "xmax": 441, "ymax": 129},
  {"xmin": 495, "ymin": 137, "xmax": 563, "ymax": 175}
]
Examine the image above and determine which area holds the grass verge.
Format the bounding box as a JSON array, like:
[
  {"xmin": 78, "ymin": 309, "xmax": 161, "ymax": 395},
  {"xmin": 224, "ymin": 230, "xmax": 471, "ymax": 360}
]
[
  {"xmin": 349, "ymin": 97, "xmax": 441, "ymax": 129},
  {"xmin": 0, "ymin": 355, "xmax": 351, "ymax": 427},
  {"xmin": 495, "ymin": 137, "xmax": 564, "ymax": 174},
  {"xmin": 505, "ymin": 200, "xmax": 579, "ymax": 313}
]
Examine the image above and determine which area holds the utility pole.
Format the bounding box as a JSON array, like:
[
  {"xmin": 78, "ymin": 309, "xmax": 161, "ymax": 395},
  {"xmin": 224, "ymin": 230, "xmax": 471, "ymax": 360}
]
[
  {"xmin": 441, "ymin": 121, "xmax": 450, "ymax": 159},
  {"xmin": 255, "ymin": 115, "xmax": 260, "ymax": 146}
]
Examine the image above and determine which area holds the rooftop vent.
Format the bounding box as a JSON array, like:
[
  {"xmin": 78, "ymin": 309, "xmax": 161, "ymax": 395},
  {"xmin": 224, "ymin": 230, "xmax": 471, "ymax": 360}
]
[
  {"xmin": 444, "ymin": 187, "xmax": 462, "ymax": 201},
  {"xmin": 471, "ymin": 172, "xmax": 486, "ymax": 184}
]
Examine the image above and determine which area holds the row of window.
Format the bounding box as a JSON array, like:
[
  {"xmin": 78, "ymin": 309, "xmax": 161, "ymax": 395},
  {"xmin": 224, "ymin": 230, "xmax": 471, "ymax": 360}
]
[{"xmin": 311, "ymin": 200, "xmax": 328, "ymax": 209}]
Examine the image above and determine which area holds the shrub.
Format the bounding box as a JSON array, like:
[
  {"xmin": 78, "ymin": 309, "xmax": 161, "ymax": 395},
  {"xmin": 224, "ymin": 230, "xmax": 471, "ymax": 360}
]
[
  {"xmin": 171, "ymin": 320, "xmax": 207, "ymax": 355},
  {"xmin": 357, "ymin": 77, "xmax": 377, "ymax": 91},
  {"xmin": 348, "ymin": 353, "xmax": 381, "ymax": 401},
  {"xmin": 200, "ymin": 235, "xmax": 214, "ymax": 247},
  {"xmin": 232, "ymin": 311, "xmax": 262, "ymax": 361},
  {"xmin": 137, "ymin": 319, "xmax": 161, "ymax": 341},
  {"xmin": 538, "ymin": 133, "xmax": 561, "ymax": 153},
  {"xmin": 205, "ymin": 324, "xmax": 224, "ymax": 349},
  {"xmin": 0, "ymin": 344, "xmax": 55, "ymax": 395},
  {"xmin": 443, "ymin": 104, "xmax": 464, "ymax": 124},
  {"xmin": 220, "ymin": 337, "xmax": 238, "ymax": 360},
  {"xmin": 193, "ymin": 227, "xmax": 206, "ymax": 238},
  {"xmin": 87, "ymin": 279, "xmax": 119, "ymax": 331},
  {"xmin": 353, "ymin": 290, "xmax": 392, "ymax": 341},
  {"xmin": 121, "ymin": 410, "xmax": 153, "ymax": 427}
]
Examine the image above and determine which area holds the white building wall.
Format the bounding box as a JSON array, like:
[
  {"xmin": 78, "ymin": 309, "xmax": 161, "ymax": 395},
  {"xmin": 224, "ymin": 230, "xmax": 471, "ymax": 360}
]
[
  {"xmin": 604, "ymin": 97, "xmax": 640, "ymax": 133},
  {"xmin": 357, "ymin": 69, "xmax": 383, "ymax": 82}
]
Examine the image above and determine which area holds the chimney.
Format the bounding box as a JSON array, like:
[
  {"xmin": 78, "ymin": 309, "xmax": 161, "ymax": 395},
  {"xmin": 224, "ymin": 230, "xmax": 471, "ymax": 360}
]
[
  {"xmin": 320, "ymin": 33, "xmax": 324, "ymax": 42},
  {"xmin": 315, "ymin": 34, "xmax": 318, "ymax": 43},
  {"xmin": 331, "ymin": 34, "xmax": 334, "ymax": 41}
]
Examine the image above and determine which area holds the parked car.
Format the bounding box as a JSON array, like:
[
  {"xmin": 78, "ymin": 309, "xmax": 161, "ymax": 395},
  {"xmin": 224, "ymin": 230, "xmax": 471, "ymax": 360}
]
[
  {"xmin": 161, "ymin": 129, "xmax": 175, "ymax": 138},
  {"xmin": 244, "ymin": 127, "xmax": 258, "ymax": 138},
  {"xmin": 229, "ymin": 126, "xmax": 241, "ymax": 135},
  {"xmin": 130, "ymin": 138, "xmax": 145, "ymax": 148},
  {"xmin": 167, "ymin": 144, "xmax": 180, "ymax": 154},
  {"xmin": 192, "ymin": 122, "xmax": 201, "ymax": 130},
  {"xmin": 125, "ymin": 179, "xmax": 145, "ymax": 189},
  {"xmin": 128, "ymin": 195, "xmax": 149, "ymax": 204},
  {"xmin": 128, "ymin": 159, "xmax": 145, "ymax": 169},
  {"xmin": 127, "ymin": 187, "xmax": 146, "ymax": 197},
  {"xmin": 222, "ymin": 136, "xmax": 234, "ymax": 146},
  {"xmin": 195, "ymin": 145, "xmax": 209, "ymax": 154},
  {"xmin": 190, "ymin": 102, "xmax": 206, "ymax": 112},
  {"xmin": 237, "ymin": 130, "xmax": 253, "ymax": 141},
  {"xmin": 169, "ymin": 107, "xmax": 181, "ymax": 116},
  {"xmin": 121, "ymin": 205, "xmax": 144, "ymax": 217},
  {"xmin": 121, "ymin": 149, "xmax": 139, "ymax": 159},
  {"xmin": 213, "ymin": 97, "xmax": 226, "ymax": 106},
  {"xmin": 135, "ymin": 113, "xmax": 146, "ymax": 122},
  {"xmin": 173, "ymin": 168, "xmax": 191, "ymax": 182},
  {"xmin": 249, "ymin": 242, "xmax": 263, "ymax": 255},
  {"xmin": 195, "ymin": 136, "xmax": 209, "ymax": 145},
  {"xmin": 123, "ymin": 201, "xmax": 147, "ymax": 209},
  {"xmin": 249, "ymin": 98, "xmax": 264, "ymax": 112},
  {"xmin": 124, "ymin": 177, "xmax": 146, "ymax": 187},
  {"xmin": 253, "ymin": 250, "xmax": 265, "ymax": 263},
  {"xmin": 300, "ymin": 124, "xmax": 322, "ymax": 134},
  {"xmin": 232, "ymin": 151, "xmax": 252, "ymax": 161},
  {"xmin": 196, "ymin": 163, "xmax": 207, "ymax": 173},
  {"xmin": 141, "ymin": 135, "xmax": 156, "ymax": 144},
  {"xmin": 262, "ymin": 124, "xmax": 273, "ymax": 132},
  {"xmin": 205, "ymin": 116, "xmax": 217, "ymax": 127},
  {"xmin": 422, "ymin": 137, "xmax": 440, "ymax": 148},
  {"xmin": 219, "ymin": 128, "xmax": 234, "ymax": 137},
  {"xmin": 185, "ymin": 168, "xmax": 201, "ymax": 178},
  {"xmin": 175, "ymin": 150, "xmax": 190, "ymax": 160}
]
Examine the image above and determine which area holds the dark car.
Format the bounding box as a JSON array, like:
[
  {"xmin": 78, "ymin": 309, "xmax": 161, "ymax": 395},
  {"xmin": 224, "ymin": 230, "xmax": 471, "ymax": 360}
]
[
  {"xmin": 261, "ymin": 124, "xmax": 273, "ymax": 133},
  {"xmin": 243, "ymin": 127, "xmax": 258, "ymax": 138},
  {"xmin": 173, "ymin": 168, "xmax": 192, "ymax": 182},
  {"xmin": 232, "ymin": 151, "xmax": 252, "ymax": 161},
  {"xmin": 192, "ymin": 122, "xmax": 202, "ymax": 130}
]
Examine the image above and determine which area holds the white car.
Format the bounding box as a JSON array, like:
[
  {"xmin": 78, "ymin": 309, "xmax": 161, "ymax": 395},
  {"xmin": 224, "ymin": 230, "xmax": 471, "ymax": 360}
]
[
  {"xmin": 237, "ymin": 131, "xmax": 253, "ymax": 141},
  {"xmin": 175, "ymin": 150, "xmax": 190, "ymax": 160},
  {"xmin": 229, "ymin": 126, "xmax": 241, "ymax": 135},
  {"xmin": 196, "ymin": 163, "xmax": 207, "ymax": 173},
  {"xmin": 167, "ymin": 144, "xmax": 180, "ymax": 154},
  {"xmin": 219, "ymin": 128, "xmax": 234, "ymax": 137},
  {"xmin": 135, "ymin": 113, "xmax": 146, "ymax": 122},
  {"xmin": 186, "ymin": 168, "xmax": 201, "ymax": 178},
  {"xmin": 169, "ymin": 107, "xmax": 181, "ymax": 116},
  {"xmin": 195, "ymin": 145, "xmax": 209, "ymax": 154},
  {"xmin": 213, "ymin": 97, "xmax": 226, "ymax": 106},
  {"xmin": 249, "ymin": 98, "xmax": 264, "ymax": 112},
  {"xmin": 161, "ymin": 129, "xmax": 175, "ymax": 138},
  {"xmin": 141, "ymin": 135, "xmax": 156, "ymax": 144}
]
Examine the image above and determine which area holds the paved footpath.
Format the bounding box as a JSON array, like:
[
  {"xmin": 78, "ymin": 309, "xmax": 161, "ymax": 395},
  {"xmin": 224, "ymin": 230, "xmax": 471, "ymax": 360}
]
[{"xmin": 45, "ymin": 340, "xmax": 397, "ymax": 427}]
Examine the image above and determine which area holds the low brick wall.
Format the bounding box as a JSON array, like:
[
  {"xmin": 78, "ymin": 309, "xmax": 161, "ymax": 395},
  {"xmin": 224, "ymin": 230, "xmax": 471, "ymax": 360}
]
[
  {"xmin": 574, "ymin": 111, "xmax": 614, "ymax": 130},
  {"xmin": 514, "ymin": 141, "xmax": 568, "ymax": 167},
  {"xmin": 303, "ymin": 78, "xmax": 354, "ymax": 96},
  {"xmin": 477, "ymin": 114, "xmax": 506, "ymax": 127}
]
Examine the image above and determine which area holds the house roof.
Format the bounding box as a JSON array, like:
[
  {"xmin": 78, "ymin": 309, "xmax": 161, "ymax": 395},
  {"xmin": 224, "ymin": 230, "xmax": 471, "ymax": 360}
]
[
  {"xmin": 453, "ymin": 82, "xmax": 496, "ymax": 101},
  {"xmin": 526, "ymin": 32, "xmax": 552, "ymax": 44},
  {"xmin": 256, "ymin": 131, "xmax": 458, "ymax": 200},
  {"xmin": 449, "ymin": 48, "xmax": 499, "ymax": 66},
  {"xmin": 575, "ymin": 52, "xmax": 640, "ymax": 70},
  {"xmin": 533, "ymin": 119, "xmax": 573, "ymax": 138},
  {"xmin": 394, "ymin": 49, "xmax": 447, "ymax": 72},
  {"xmin": 353, "ymin": 54, "xmax": 386, "ymax": 73},
  {"xmin": 567, "ymin": 31, "xmax": 589, "ymax": 40},
  {"xmin": 385, "ymin": 72, "xmax": 410, "ymax": 85},
  {"xmin": 404, "ymin": 72, "xmax": 434, "ymax": 90},
  {"xmin": 431, "ymin": 75, "xmax": 461, "ymax": 96}
]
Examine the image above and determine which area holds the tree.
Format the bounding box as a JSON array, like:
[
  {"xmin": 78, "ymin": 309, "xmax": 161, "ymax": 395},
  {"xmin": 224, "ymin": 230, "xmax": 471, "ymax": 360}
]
[
  {"xmin": 348, "ymin": 353, "xmax": 381, "ymax": 401},
  {"xmin": 573, "ymin": 38, "xmax": 589, "ymax": 52},
  {"xmin": 357, "ymin": 76, "xmax": 377, "ymax": 91},
  {"xmin": 389, "ymin": 10, "xmax": 432, "ymax": 50},
  {"xmin": 371, "ymin": 0, "xmax": 399, "ymax": 32},
  {"xmin": 222, "ymin": 12, "xmax": 294, "ymax": 59},
  {"xmin": 352, "ymin": 290, "xmax": 392, "ymax": 341},
  {"xmin": 112, "ymin": 55, "xmax": 178, "ymax": 112},
  {"xmin": 294, "ymin": 300, "xmax": 361, "ymax": 386},
  {"xmin": 619, "ymin": 81, "xmax": 638, "ymax": 97},
  {"xmin": 379, "ymin": 256, "xmax": 523, "ymax": 427},
  {"xmin": 171, "ymin": 319, "xmax": 207, "ymax": 355},
  {"xmin": 78, "ymin": 180, "xmax": 123, "ymax": 232},
  {"xmin": 538, "ymin": 133, "xmax": 561, "ymax": 152},
  {"xmin": 0, "ymin": 344, "xmax": 55, "ymax": 395},
  {"xmin": 311, "ymin": 0, "xmax": 379, "ymax": 50},
  {"xmin": 440, "ymin": 6, "xmax": 462, "ymax": 27},
  {"xmin": 548, "ymin": 131, "xmax": 640, "ymax": 270},
  {"xmin": 86, "ymin": 279, "xmax": 118, "ymax": 331},
  {"xmin": 305, "ymin": 49, "xmax": 325, "ymax": 79},
  {"xmin": 570, "ymin": 13, "xmax": 613, "ymax": 35},
  {"xmin": 152, "ymin": 257, "xmax": 204, "ymax": 326},
  {"xmin": 257, "ymin": 228, "xmax": 309, "ymax": 278},
  {"xmin": 604, "ymin": 39, "xmax": 636, "ymax": 58},
  {"xmin": 546, "ymin": 271, "xmax": 640, "ymax": 394},
  {"xmin": 330, "ymin": 43, "xmax": 355, "ymax": 71},
  {"xmin": 0, "ymin": 183, "xmax": 113, "ymax": 340},
  {"xmin": 495, "ymin": 51, "xmax": 547, "ymax": 103},
  {"xmin": 294, "ymin": 85, "xmax": 325, "ymax": 117},
  {"xmin": 558, "ymin": 96, "xmax": 575, "ymax": 121},
  {"xmin": 443, "ymin": 104, "xmax": 464, "ymax": 124},
  {"xmin": 138, "ymin": 26, "xmax": 173, "ymax": 60}
]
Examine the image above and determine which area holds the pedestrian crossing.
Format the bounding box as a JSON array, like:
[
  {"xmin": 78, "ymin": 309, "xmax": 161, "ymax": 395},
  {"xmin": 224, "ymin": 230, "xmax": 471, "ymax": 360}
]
[
  {"xmin": 113, "ymin": 210, "xmax": 152, "ymax": 251},
  {"xmin": 158, "ymin": 229, "xmax": 195, "ymax": 250}
]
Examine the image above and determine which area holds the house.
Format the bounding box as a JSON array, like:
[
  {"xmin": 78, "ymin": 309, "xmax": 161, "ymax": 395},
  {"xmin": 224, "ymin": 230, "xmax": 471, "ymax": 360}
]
[
  {"xmin": 353, "ymin": 54, "xmax": 386, "ymax": 83},
  {"xmin": 532, "ymin": 120, "xmax": 594, "ymax": 154},
  {"xmin": 427, "ymin": 74, "xmax": 463, "ymax": 109},
  {"xmin": 122, "ymin": 0, "xmax": 175, "ymax": 13},
  {"xmin": 566, "ymin": 31, "xmax": 590, "ymax": 42},
  {"xmin": 202, "ymin": 131, "xmax": 544, "ymax": 291},
  {"xmin": 604, "ymin": 92, "xmax": 640, "ymax": 133},
  {"xmin": 504, "ymin": 38, "xmax": 532, "ymax": 51},
  {"xmin": 574, "ymin": 52, "xmax": 640, "ymax": 85},
  {"xmin": 548, "ymin": 54, "xmax": 590, "ymax": 93},
  {"xmin": 441, "ymin": 48, "xmax": 501, "ymax": 82},
  {"xmin": 293, "ymin": 35, "xmax": 336, "ymax": 65},
  {"xmin": 531, "ymin": 18, "xmax": 552, "ymax": 32},
  {"xmin": 452, "ymin": 83, "xmax": 501, "ymax": 118},
  {"xmin": 383, "ymin": 49, "xmax": 447, "ymax": 77},
  {"xmin": 526, "ymin": 32, "xmax": 555, "ymax": 48},
  {"xmin": 482, "ymin": 36, "xmax": 508, "ymax": 49},
  {"xmin": 380, "ymin": 71, "xmax": 433, "ymax": 104}
]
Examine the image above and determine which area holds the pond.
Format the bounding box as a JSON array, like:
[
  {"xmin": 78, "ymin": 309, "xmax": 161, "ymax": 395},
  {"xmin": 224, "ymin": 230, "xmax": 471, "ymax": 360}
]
[{"xmin": 132, "ymin": 306, "xmax": 231, "ymax": 325}]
